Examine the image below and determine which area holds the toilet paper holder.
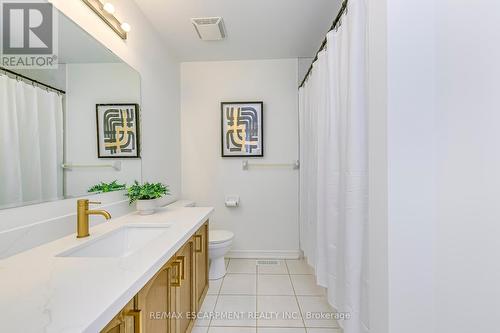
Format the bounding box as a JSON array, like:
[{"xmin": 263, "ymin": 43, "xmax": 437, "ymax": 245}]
[{"xmin": 225, "ymin": 196, "xmax": 240, "ymax": 207}]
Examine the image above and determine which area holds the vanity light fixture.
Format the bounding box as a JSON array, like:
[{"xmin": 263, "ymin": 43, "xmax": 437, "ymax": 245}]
[
  {"xmin": 103, "ymin": 2, "xmax": 115, "ymax": 14},
  {"xmin": 121, "ymin": 22, "xmax": 131, "ymax": 33},
  {"xmin": 82, "ymin": 0, "xmax": 130, "ymax": 40}
]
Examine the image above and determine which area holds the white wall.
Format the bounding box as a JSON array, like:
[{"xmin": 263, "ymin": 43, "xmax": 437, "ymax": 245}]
[
  {"xmin": 367, "ymin": 0, "xmax": 388, "ymax": 332},
  {"xmin": 386, "ymin": 0, "xmax": 437, "ymax": 332},
  {"xmin": 434, "ymin": 1, "xmax": 500, "ymax": 331},
  {"xmin": 65, "ymin": 63, "xmax": 141, "ymax": 196},
  {"xmin": 369, "ymin": 1, "xmax": 436, "ymax": 332},
  {"xmin": 377, "ymin": 1, "xmax": 500, "ymax": 332},
  {"xmin": 181, "ymin": 59, "xmax": 300, "ymax": 258}
]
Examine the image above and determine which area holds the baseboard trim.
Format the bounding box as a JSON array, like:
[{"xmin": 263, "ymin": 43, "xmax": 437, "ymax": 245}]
[{"xmin": 227, "ymin": 250, "xmax": 301, "ymax": 259}]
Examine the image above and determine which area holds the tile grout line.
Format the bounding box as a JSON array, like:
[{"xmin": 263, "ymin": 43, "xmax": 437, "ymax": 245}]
[
  {"xmin": 206, "ymin": 258, "xmax": 229, "ymax": 330},
  {"xmin": 287, "ymin": 259, "xmax": 308, "ymax": 331}
]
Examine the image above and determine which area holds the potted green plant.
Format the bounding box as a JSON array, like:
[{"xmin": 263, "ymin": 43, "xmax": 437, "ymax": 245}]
[
  {"xmin": 88, "ymin": 180, "xmax": 126, "ymax": 193},
  {"xmin": 126, "ymin": 181, "xmax": 169, "ymax": 215}
]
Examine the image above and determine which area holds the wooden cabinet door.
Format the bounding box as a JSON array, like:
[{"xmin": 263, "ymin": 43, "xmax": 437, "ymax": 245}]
[
  {"xmin": 101, "ymin": 299, "xmax": 138, "ymax": 333},
  {"xmin": 194, "ymin": 221, "xmax": 209, "ymax": 311},
  {"xmin": 137, "ymin": 262, "xmax": 172, "ymax": 333},
  {"xmin": 170, "ymin": 240, "xmax": 195, "ymax": 333}
]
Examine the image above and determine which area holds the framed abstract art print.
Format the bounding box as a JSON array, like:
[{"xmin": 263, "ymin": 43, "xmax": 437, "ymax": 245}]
[
  {"xmin": 96, "ymin": 104, "xmax": 140, "ymax": 158},
  {"xmin": 221, "ymin": 101, "xmax": 264, "ymax": 157}
]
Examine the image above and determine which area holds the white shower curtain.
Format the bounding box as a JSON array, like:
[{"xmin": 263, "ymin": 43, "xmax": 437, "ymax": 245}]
[
  {"xmin": 0, "ymin": 74, "xmax": 64, "ymax": 208},
  {"xmin": 299, "ymin": 0, "xmax": 369, "ymax": 332}
]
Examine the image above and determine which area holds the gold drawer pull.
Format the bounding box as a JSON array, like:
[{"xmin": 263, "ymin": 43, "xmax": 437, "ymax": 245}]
[
  {"xmin": 176, "ymin": 255, "xmax": 185, "ymax": 280},
  {"xmin": 124, "ymin": 309, "xmax": 142, "ymax": 333},
  {"xmin": 171, "ymin": 261, "xmax": 182, "ymax": 287},
  {"xmin": 194, "ymin": 234, "xmax": 203, "ymax": 253}
]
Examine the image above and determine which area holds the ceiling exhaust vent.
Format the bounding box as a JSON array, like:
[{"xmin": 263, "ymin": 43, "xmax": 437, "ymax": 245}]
[{"xmin": 191, "ymin": 17, "xmax": 226, "ymax": 41}]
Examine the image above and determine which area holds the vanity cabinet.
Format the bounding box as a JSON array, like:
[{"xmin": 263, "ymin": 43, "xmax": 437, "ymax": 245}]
[{"xmin": 101, "ymin": 221, "xmax": 209, "ymax": 333}]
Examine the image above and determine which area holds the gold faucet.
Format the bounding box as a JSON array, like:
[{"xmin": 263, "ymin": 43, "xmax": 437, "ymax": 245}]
[{"xmin": 76, "ymin": 199, "xmax": 112, "ymax": 238}]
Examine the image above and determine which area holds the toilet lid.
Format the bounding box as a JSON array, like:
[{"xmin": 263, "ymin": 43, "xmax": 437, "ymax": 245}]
[{"xmin": 209, "ymin": 230, "xmax": 234, "ymax": 244}]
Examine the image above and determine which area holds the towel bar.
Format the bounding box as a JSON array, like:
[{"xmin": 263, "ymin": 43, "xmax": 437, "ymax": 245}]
[
  {"xmin": 242, "ymin": 160, "xmax": 300, "ymax": 170},
  {"xmin": 61, "ymin": 161, "xmax": 122, "ymax": 171}
]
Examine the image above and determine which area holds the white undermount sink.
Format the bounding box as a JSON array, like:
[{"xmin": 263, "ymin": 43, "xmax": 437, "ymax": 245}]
[{"xmin": 57, "ymin": 224, "xmax": 171, "ymax": 258}]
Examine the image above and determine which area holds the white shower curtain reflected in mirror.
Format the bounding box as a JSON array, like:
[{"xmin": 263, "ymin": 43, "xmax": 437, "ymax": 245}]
[
  {"xmin": 299, "ymin": 0, "xmax": 368, "ymax": 332},
  {"xmin": 0, "ymin": 75, "xmax": 63, "ymax": 208}
]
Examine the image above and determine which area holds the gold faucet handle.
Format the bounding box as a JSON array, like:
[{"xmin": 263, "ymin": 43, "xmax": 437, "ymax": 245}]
[{"xmin": 88, "ymin": 201, "xmax": 101, "ymax": 205}]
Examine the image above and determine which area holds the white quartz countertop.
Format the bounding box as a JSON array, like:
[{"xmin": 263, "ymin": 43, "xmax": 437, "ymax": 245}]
[{"xmin": 0, "ymin": 205, "xmax": 213, "ymax": 333}]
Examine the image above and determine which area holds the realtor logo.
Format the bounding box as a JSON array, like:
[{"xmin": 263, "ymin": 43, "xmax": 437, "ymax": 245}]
[
  {"xmin": 1, "ymin": 1, "xmax": 58, "ymax": 68},
  {"xmin": 3, "ymin": 2, "xmax": 53, "ymax": 54}
]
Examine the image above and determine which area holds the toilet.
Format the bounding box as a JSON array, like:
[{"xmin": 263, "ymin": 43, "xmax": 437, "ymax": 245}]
[{"xmin": 208, "ymin": 230, "xmax": 234, "ymax": 280}]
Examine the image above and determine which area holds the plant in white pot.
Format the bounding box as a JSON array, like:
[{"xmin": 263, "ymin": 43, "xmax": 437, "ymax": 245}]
[{"xmin": 127, "ymin": 181, "xmax": 169, "ymax": 215}]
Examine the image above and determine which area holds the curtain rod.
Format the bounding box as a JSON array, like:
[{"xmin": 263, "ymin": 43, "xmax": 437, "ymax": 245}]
[
  {"xmin": 0, "ymin": 66, "xmax": 66, "ymax": 95},
  {"xmin": 299, "ymin": 0, "xmax": 348, "ymax": 89}
]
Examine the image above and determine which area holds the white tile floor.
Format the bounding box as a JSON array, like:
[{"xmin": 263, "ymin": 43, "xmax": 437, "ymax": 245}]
[{"xmin": 193, "ymin": 259, "xmax": 342, "ymax": 333}]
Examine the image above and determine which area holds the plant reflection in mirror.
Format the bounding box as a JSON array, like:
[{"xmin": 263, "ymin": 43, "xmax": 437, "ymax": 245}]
[{"xmin": 88, "ymin": 180, "xmax": 126, "ymax": 193}]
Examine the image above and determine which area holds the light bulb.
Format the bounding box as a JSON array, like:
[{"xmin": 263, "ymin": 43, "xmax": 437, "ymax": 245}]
[
  {"xmin": 103, "ymin": 2, "xmax": 115, "ymax": 14},
  {"xmin": 121, "ymin": 22, "xmax": 131, "ymax": 32}
]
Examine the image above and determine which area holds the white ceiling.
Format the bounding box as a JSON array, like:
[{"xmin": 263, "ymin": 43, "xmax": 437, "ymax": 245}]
[{"xmin": 134, "ymin": 0, "xmax": 342, "ymax": 61}]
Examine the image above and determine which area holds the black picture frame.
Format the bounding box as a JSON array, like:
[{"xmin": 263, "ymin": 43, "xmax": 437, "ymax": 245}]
[
  {"xmin": 221, "ymin": 101, "xmax": 264, "ymax": 158},
  {"xmin": 96, "ymin": 103, "xmax": 141, "ymax": 158}
]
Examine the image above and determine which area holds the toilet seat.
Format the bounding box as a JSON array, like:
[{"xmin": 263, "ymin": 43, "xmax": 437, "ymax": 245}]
[{"xmin": 209, "ymin": 230, "xmax": 234, "ymax": 244}]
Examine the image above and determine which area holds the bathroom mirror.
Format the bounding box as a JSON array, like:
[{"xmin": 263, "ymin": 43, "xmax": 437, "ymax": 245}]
[{"xmin": 0, "ymin": 10, "xmax": 142, "ymax": 210}]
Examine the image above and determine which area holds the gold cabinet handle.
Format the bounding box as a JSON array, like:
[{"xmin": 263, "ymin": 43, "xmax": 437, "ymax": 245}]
[
  {"xmin": 176, "ymin": 255, "xmax": 185, "ymax": 280},
  {"xmin": 124, "ymin": 309, "xmax": 142, "ymax": 333},
  {"xmin": 194, "ymin": 234, "xmax": 203, "ymax": 253},
  {"xmin": 171, "ymin": 260, "xmax": 182, "ymax": 287}
]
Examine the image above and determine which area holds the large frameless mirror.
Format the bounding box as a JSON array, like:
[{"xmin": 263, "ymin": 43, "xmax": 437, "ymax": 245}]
[{"xmin": 0, "ymin": 9, "xmax": 142, "ymax": 210}]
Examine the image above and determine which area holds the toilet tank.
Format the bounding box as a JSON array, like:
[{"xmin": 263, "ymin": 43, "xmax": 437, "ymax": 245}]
[{"xmin": 167, "ymin": 200, "xmax": 196, "ymax": 208}]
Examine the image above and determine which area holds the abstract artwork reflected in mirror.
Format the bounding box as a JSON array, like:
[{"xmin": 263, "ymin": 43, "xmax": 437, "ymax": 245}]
[{"xmin": 96, "ymin": 104, "xmax": 140, "ymax": 158}]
